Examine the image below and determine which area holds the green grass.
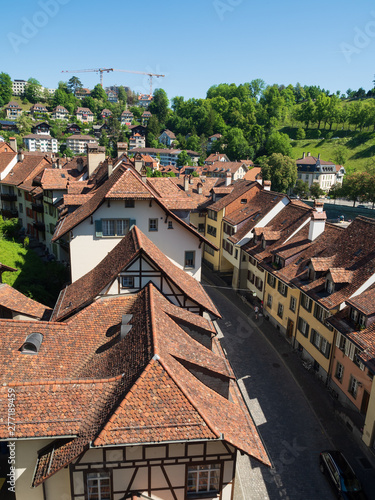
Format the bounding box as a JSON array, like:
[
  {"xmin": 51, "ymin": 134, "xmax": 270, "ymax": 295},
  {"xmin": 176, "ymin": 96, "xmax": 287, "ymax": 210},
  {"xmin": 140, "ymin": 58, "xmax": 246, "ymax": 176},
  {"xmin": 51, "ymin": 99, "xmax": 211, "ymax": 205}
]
[
  {"xmin": 0, "ymin": 236, "xmax": 69, "ymax": 307},
  {"xmin": 284, "ymin": 128, "xmax": 375, "ymax": 172},
  {"xmin": 10, "ymin": 96, "xmax": 32, "ymax": 111}
]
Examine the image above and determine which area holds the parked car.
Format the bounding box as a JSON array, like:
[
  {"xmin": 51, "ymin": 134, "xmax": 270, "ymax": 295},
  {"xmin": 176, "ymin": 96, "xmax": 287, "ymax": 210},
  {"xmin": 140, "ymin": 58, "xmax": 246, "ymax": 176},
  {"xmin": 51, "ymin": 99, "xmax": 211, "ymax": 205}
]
[{"xmin": 319, "ymin": 450, "xmax": 367, "ymax": 499}]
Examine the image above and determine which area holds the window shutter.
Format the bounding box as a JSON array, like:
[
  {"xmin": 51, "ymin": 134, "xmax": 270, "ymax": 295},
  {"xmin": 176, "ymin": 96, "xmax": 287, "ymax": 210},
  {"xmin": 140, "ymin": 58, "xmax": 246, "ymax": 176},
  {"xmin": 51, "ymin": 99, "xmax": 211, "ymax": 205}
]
[
  {"xmin": 324, "ymin": 342, "xmax": 331, "ymax": 359},
  {"xmin": 309, "ymin": 327, "xmax": 314, "ymax": 344},
  {"xmin": 95, "ymin": 219, "xmax": 102, "ymax": 238},
  {"xmin": 336, "ymin": 332, "xmax": 341, "ymax": 348},
  {"xmin": 344, "ymin": 341, "xmax": 350, "ymax": 357},
  {"xmin": 348, "ymin": 344, "xmax": 355, "ymax": 361},
  {"xmin": 129, "ymin": 219, "xmax": 136, "ymax": 229}
]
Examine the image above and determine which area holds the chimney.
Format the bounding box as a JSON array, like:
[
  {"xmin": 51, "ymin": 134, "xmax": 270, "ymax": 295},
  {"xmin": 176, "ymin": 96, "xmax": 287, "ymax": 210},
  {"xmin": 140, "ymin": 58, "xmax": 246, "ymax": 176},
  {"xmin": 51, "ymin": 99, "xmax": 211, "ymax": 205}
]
[
  {"xmin": 87, "ymin": 144, "xmax": 106, "ymax": 177},
  {"xmin": 313, "ymin": 199, "xmax": 324, "ymax": 213},
  {"xmin": 117, "ymin": 142, "xmax": 128, "ymax": 156},
  {"xmin": 134, "ymin": 155, "xmax": 143, "ymax": 173},
  {"xmin": 9, "ymin": 137, "xmax": 17, "ymax": 153},
  {"xmin": 302, "ymin": 152, "xmax": 305, "ymax": 159},
  {"xmin": 184, "ymin": 175, "xmax": 189, "ymax": 191},
  {"xmin": 108, "ymin": 158, "xmax": 113, "ymax": 177},
  {"xmin": 308, "ymin": 210, "xmax": 326, "ymax": 241},
  {"xmin": 263, "ymin": 180, "xmax": 271, "ymax": 191},
  {"xmin": 197, "ymin": 182, "xmax": 203, "ymax": 195},
  {"xmin": 17, "ymin": 149, "xmax": 24, "ymax": 162},
  {"xmin": 189, "ymin": 174, "xmax": 194, "ymax": 184},
  {"xmin": 76, "ymin": 157, "xmax": 83, "ymax": 172},
  {"xmin": 318, "ymin": 153, "xmax": 321, "ymax": 160},
  {"xmin": 307, "ymin": 152, "xmax": 311, "ymax": 157},
  {"xmin": 225, "ymin": 172, "xmax": 232, "ymax": 187}
]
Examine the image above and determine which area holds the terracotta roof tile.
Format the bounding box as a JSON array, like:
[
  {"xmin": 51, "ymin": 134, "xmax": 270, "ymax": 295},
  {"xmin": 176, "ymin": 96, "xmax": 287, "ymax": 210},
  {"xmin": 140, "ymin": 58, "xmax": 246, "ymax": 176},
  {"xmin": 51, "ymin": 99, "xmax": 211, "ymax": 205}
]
[{"xmin": 0, "ymin": 283, "xmax": 50, "ymax": 319}]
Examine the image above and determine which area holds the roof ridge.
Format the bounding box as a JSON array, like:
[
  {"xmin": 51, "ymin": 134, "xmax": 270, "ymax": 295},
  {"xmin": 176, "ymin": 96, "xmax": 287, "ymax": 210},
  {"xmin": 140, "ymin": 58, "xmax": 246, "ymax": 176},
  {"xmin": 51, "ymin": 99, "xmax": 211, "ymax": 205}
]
[{"xmin": 6, "ymin": 373, "xmax": 124, "ymax": 387}]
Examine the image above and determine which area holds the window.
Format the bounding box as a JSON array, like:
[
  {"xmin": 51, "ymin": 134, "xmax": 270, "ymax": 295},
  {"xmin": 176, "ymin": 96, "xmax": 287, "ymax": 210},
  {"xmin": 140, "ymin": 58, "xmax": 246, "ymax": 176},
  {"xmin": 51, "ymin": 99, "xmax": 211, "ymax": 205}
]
[
  {"xmin": 277, "ymin": 303, "xmax": 284, "ymax": 319},
  {"xmin": 222, "ymin": 239, "xmax": 233, "ymax": 255},
  {"xmin": 301, "ymin": 294, "xmax": 312, "ymax": 312},
  {"xmin": 249, "ymin": 256, "xmax": 256, "ymax": 266},
  {"xmin": 290, "ymin": 296, "xmax": 297, "ymax": 312},
  {"xmin": 277, "ymin": 280, "xmax": 288, "ymax": 297},
  {"xmin": 19, "ymin": 203, "xmax": 23, "ymax": 214},
  {"xmin": 298, "ymin": 317, "xmax": 309, "ymax": 337},
  {"xmin": 149, "ymin": 218, "xmax": 158, "ymax": 231},
  {"xmin": 267, "ymin": 274, "xmax": 276, "ymax": 288},
  {"xmin": 335, "ymin": 361, "xmax": 344, "ymax": 383},
  {"xmin": 234, "ymin": 248, "xmax": 238, "ymax": 260},
  {"xmin": 96, "ymin": 219, "xmax": 132, "ymax": 237},
  {"xmin": 121, "ymin": 276, "xmax": 134, "ymax": 288},
  {"xmin": 87, "ymin": 472, "xmax": 111, "ymax": 500},
  {"xmin": 247, "ymin": 270, "xmax": 255, "ymax": 283},
  {"xmin": 350, "ymin": 308, "xmax": 358, "ymax": 323},
  {"xmin": 125, "ymin": 199, "xmax": 134, "ymax": 208},
  {"xmin": 207, "ymin": 209, "xmax": 217, "ymax": 221},
  {"xmin": 198, "ymin": 223, "xmax": 205, "ymax": 233},
  {"xmin": 348, "ymin": 375, "xmax": 358, "ymax": 399},
  {"xmin": 267, "ymin": 294, "xmax": 273, "ymax": 308},
  {"xmin": 204, "ymin": 243, "xmax": 214, "ymax": 256},
  {"xmin": 326, "ymin": 279, "xmax": 334, "ymax": 294},
  {"xmin": 255, "ymin": 277, "xmax": 263, "ymax": 291},
  {"xmin": 187, "ymin": 463, "xmax": 220, "ymax": 496},
  {"xmin": 241, "ymin": 198, "xmax": 247, "ymax": 204},
  {"xmin": 207, "ymin": 225, "xmax": 217, "ymax": 237},
  {"xmin": 358, "ymin": 314, "xmax": 366, "ymax": 328},
  {"xmin": 168, "ymin": 220, "xmax": 173, "ymax": 229},
  {"xmin": 314, "ymin": 304, "xmax": 330, "ymax": 325},
  {"xmin": 310, "ymin": 329, "xmax": 331, "ymax": 358},
  {"xmin": 185, "ymin": 251, "xmax": 195, "ymax": 269},
  {"xmin": 223, "ymin": 222, "xmax": 235, "ymax": 236}
]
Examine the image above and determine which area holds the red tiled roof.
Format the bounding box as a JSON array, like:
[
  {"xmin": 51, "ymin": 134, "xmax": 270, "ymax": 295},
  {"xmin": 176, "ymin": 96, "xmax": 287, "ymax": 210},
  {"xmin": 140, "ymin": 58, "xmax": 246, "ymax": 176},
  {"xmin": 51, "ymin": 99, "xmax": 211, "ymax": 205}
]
[
  {"xmin": 51, "ymin": 225, "xmax": 220, "ymax": 321},
  {"xmin": 2, "ymin": 155, "xmax": 51, "ymax": 187},
  {"xmin": 0, "ymin": 284, "xmax": 50, "ymax": 319}
]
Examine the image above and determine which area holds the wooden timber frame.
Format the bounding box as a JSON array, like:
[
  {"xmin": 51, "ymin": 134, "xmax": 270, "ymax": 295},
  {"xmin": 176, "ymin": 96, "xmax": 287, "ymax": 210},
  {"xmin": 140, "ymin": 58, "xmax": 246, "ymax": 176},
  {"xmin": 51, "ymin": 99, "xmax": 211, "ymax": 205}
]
[{"xmin": 69, "ymin": 440, "xmax": 237, "ymax": 500}]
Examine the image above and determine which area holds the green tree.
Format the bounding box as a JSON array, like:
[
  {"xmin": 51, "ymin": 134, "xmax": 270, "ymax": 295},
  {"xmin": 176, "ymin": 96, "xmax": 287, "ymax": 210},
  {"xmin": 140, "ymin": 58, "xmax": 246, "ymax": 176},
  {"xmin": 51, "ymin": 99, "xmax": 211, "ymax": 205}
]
[
  {"xmin": 224, "ymin": 128, "xmax": 253, "ymax": 160},
  {"xmin": 258, "ymin": 153, "xmax": 297, "ymax": 193},
  {"xmin": 309, "ymin": 182, "xmax": 325, "ymax": 199},
  {"xmin": 340, "ymin": 172, "xmax": 365, "ymax": 206},
  {"xmin": 297, "ymin": 98, "xmax": 315, "ymax": 128},
  {"xmin": 91, "ymin": 84, "xmax": 107, "ymax": 101},
  {"xmin": 293, "ymin": 179, "xmax": 309, "ymax": 198},
  {"xmin": 177, "ymin": 150, "xmax": 192, "ymax": 167},
  {"xmin": 16, "ymin": 114, "xmax": 33, "ymax": 134},
  {"xmin": 117, "ymin": 86, "xmax": 127, "ymax": 103},
  {"xmin": 0, "ymin": 72, "xmax": 12, "ymax": 107},
  {"xmin": 24, "ymin": 78, "xmax": 42, "ymax": 103},
  {"xmin": 149, "ymin": 88, "xmax": 169, "ymax": 124},
  {"xmin": 332, "ymin": 146, "xmax": 347, "ymax": 166},
  {"xmin": 296, "ymin": 128, "xmax": 306, "ymax": 140},
  {"xmin": 67, "ymin": 76, "xmax": 83, "ymax": 95},
  {"xmin": 265, "ymin": 131, "xmax": 292, "ymax": 156},
  {"xmin": 314, "ymin": 93, "xmax": 330, "ymax": 129}
]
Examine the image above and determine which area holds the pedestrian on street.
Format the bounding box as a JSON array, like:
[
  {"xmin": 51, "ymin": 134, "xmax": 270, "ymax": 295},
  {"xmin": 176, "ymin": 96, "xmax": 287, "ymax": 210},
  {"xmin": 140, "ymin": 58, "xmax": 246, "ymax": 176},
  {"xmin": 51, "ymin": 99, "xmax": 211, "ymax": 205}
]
[{"xmin": 254, "ymin": 305, "xmax": 259, "ymax": 320}]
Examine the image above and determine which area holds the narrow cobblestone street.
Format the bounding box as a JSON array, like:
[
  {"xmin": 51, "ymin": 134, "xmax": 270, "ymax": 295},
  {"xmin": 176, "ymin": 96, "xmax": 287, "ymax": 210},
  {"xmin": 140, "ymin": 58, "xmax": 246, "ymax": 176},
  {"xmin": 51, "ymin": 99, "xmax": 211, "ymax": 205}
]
[{"xmin": 203, "ymin": 267, "xmax": 375, "ymax": 500}]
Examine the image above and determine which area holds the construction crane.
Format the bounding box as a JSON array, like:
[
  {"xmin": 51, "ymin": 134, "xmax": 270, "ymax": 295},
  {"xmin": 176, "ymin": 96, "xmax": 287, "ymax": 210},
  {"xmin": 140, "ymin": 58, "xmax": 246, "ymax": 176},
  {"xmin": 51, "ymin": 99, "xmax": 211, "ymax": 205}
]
[{"xmin": 61, "ymin": 68, "xmax": 165, "ymax": 94}]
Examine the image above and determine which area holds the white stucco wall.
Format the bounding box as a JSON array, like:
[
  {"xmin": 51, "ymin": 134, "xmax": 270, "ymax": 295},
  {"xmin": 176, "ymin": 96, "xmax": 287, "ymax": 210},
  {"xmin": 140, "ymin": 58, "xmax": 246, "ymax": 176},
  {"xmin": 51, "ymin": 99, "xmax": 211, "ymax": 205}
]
[{"xmin": 69, "ymin": 200, "xmax": 202, "ymax": 282}]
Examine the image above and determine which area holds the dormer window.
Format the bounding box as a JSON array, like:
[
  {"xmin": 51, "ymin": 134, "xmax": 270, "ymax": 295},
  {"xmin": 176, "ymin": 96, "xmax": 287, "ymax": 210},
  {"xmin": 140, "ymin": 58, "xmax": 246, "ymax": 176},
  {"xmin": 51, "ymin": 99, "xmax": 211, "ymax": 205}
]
[
  {"xmin": 326, "ymin": 280, "xmax": 334, "ymax": 294},
  {"xmin": 350, "ymin": 308, "xmax": 358, "ymax": 323},
  {"xmin": 262, "ymin": 239, "xmax": 267, "ymax": 250},
  {"xmin": 358, "ymin": 314, "xmax": 366, "ymax": 329},
  {"xmin": 308, "ymin": 267, "xmax": 315, "ymax": 281}
]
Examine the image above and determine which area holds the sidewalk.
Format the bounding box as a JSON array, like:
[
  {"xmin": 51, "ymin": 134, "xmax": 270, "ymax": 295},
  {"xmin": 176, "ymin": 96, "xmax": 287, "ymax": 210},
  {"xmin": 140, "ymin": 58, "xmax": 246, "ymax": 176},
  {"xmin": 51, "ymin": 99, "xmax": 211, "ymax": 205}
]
[{"xmin": 202, "ymin": 264, "xmax": 375, "ymax": 493}]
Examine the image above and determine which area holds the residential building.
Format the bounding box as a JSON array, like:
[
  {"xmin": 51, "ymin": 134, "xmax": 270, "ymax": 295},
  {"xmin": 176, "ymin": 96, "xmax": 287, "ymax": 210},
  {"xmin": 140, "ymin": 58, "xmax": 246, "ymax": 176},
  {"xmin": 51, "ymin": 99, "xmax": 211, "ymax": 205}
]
[
  {"xmin": 5, "ymin": 101, "xmax": 22, "ymax": 119},
  {"xmin": 296, "ymin": 152, "xmax": 344, "ymax": 191},
  {"xmin": 131, "ymin": 147, "xmax": 200, "ymax": 166},
  {"xmin": 23, "ymin": 134, "xmax": 58, "ymax": 153},
  {"xmin": 75, "ymin": 87, "xmax": 91, "ymax": 99},
  {"xmin": 0, "ymin": 121, "xmax": 18, "ymax": 132},
  {"xmin": 76, "ymin": 107, "xmax": 94, "ymax": 122},
  {"xmin": 52, "ymin": 163, "xmax": 217, "ymax": 282},
  {"xmin": 29, "ymin": 102, "xmax": 48, "ymax": 116},
  {"xmin": 141, "ymin": 110, "xmax": 152, "ymax": 125},
  {"xmin": 204, "ymin": 152, "xmax": 229, "ymax": 165},
  {"xmin": 65, "ymin": 123, "xmax": 81, "ymax": 135},
  {"xmin": 207, "ymin": 133, "xmax": 223, "ymax": 151},
  {"xmin": 65, "ymin": 134, "xmax": 97, "ymax": 154},
  {"xmin": 203, "ymin": 161, "xmax": 249, "ymax": 182},
  {"xmin": 0, "ymin": 279, "xmax": 269, "ymax": 499},
  {"xmin": 138, "ymin": 93, "xmax": 153, "ymax": 107},
  {"xmin": 12, "ymin": 79, "xmax": 27, "ymax": 95},
  {"xmin": 159, "ymin": 129, "xmax": 176, "ymax": 147},
  {"xmin": 120, "ymin": 110, "xmax": 134, "ymax": 126},
  {"xmin": 31, "ymin": 122, "xmax": 51, "ymax": 135},
  {"xmin": 51, "ymin": 105, "xmax": 69, "ymax": 120},
  {"xmin": 101, "ymin": 108, "xmax": 112, "ymax": 119},
  {"xmin": 129, "ymin": 132, "xmax": 145, "ymax": 149}
]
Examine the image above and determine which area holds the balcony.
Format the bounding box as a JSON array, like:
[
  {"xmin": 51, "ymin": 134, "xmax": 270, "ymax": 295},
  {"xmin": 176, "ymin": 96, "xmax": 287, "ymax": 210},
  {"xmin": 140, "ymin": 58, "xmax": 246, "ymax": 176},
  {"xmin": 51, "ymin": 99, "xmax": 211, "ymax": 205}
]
[
  {"xmin": 1, "ymin": 193, "xmax": 17, "ymax": 202},
  {"xmin": 31, "ymin": 203, "xmax": 44, "ymax": 213},
  {"xmin": 1, "ymin": 209, "xmax": 18, "ymax": 218},
  {"xmin": 33, "ymin": 221, "xmax": 45, "ymax": 232}
]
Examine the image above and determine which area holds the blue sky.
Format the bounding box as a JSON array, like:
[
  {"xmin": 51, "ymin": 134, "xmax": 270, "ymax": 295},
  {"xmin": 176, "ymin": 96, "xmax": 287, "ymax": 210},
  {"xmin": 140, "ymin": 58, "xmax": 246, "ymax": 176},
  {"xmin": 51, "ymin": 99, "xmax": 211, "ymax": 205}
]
[{"xmin": 3, "ymin": 0, "xmax": 375, "ymax": 101}]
